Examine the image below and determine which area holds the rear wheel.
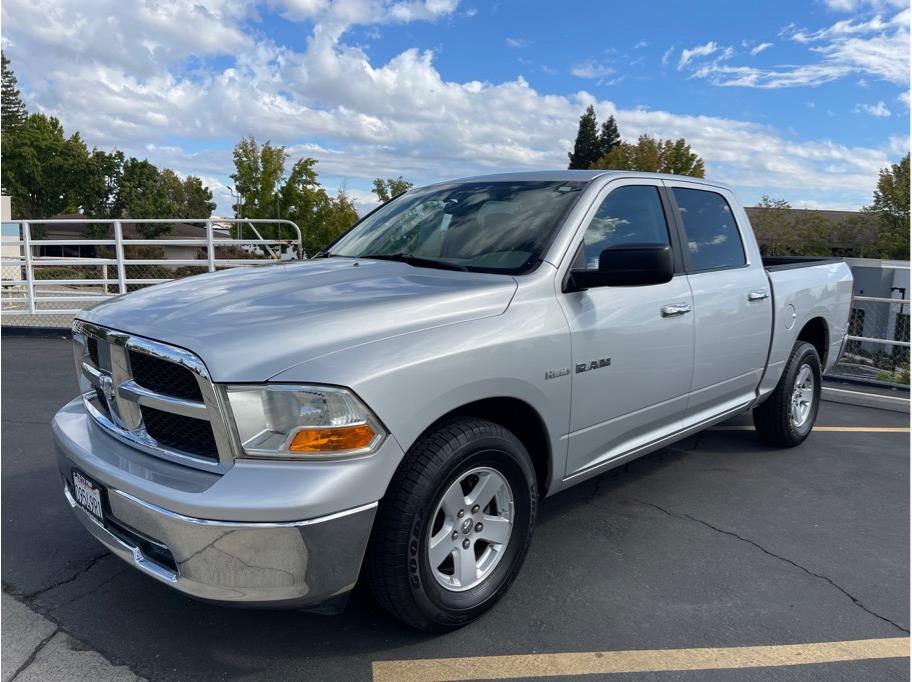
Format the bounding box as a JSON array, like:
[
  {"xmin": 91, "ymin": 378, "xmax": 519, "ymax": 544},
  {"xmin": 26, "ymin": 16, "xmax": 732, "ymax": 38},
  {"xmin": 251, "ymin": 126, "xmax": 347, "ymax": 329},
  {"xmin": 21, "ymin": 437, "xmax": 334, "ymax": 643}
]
[
  {"xmin": 753, "ymin": 341, "xmax": 821, "ymax": 447},
  {"xmin": 367, "ymin": 417, "xmax": 537, "ymax": 631}
]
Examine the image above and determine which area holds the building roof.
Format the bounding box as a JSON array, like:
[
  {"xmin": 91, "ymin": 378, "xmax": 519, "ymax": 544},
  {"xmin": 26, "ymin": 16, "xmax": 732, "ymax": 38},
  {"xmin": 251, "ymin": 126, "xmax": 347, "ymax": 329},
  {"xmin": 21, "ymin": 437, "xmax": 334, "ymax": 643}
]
[
  {"xmin": 40, "ymin": 215, "xmax": 230, "ymax": 239},
  {"xmin": 744, "ymin": 206, "xmax": 866, "ymax": 224}
]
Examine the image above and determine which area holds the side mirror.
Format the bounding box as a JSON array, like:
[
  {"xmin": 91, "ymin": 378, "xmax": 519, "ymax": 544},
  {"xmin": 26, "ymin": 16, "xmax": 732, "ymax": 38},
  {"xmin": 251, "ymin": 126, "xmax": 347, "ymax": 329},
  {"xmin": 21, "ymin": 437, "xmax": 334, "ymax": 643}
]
[{"xmin": 567, "ymin": 244, "xmax": 674, "ymax": 291}]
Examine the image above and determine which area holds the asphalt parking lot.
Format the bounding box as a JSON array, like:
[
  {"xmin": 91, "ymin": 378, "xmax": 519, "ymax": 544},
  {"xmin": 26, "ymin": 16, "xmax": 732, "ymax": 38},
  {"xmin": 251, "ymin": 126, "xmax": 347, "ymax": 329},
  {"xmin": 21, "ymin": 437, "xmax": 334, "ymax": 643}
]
[{"xmin": 2, "ymin": 337, "xmax": 909, "ymax": 680}]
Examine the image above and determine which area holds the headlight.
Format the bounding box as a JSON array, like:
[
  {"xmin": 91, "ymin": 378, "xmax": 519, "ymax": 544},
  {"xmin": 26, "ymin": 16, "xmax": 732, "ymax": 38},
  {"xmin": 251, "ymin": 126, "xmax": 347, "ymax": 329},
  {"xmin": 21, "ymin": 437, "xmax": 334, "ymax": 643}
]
[{"xmin": 224, "ymin": 385, "xmax": 385, "ymax": 458}]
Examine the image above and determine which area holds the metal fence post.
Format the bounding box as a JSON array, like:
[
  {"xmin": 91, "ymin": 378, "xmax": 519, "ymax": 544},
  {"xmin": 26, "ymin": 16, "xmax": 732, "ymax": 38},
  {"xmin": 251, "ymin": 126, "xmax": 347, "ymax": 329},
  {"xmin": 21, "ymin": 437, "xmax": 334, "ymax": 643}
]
[
  {"xmin": 22, "ymin": 222, "xmax": 36, "ymax": 314},
  {"xmin": 114, "ymin": 220, "xmax": 127, "ymax": 294},
  {"xmin": 206, "ymin": 220, "xmax": 215, "ymax": 272}
]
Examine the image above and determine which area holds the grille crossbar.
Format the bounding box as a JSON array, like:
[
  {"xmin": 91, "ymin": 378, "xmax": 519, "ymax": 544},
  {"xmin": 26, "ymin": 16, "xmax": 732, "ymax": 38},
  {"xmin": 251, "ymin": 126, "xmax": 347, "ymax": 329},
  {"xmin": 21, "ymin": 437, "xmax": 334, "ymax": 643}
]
[{"xmin": 72, "ymin": 321, "xmax": 233, "ymax": 471}]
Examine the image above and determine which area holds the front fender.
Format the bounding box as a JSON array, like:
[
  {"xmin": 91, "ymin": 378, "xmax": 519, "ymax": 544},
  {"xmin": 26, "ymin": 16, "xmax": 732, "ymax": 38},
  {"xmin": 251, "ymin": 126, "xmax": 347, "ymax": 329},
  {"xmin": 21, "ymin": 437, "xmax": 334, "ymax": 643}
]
[{"xmin": 270, "ymin": 287, "xmax": 573, "ymax": 496}]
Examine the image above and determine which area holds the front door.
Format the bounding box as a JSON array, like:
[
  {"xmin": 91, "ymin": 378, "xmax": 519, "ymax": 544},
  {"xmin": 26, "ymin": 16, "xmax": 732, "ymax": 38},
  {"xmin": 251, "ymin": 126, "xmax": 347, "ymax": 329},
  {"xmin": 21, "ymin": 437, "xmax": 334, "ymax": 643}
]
[{"xmin": 559, "ymin": 180, "xmax": 695, "ymax": 478}]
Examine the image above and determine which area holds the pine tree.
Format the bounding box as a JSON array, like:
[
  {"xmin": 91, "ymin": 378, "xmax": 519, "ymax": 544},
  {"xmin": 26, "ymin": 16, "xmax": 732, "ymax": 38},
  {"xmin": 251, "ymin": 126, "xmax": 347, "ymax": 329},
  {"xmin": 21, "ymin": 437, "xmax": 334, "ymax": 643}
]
[
  {"xmin": 1, "ymin": 51, "xmax": 28, "ymax": 134},
  {"xmin": 567, "ymin": 105, "xmax": 601, "ymax": 169},
  {"xmin": 597, "ymin": 115, "xmax": 620, "ymax": 160}
]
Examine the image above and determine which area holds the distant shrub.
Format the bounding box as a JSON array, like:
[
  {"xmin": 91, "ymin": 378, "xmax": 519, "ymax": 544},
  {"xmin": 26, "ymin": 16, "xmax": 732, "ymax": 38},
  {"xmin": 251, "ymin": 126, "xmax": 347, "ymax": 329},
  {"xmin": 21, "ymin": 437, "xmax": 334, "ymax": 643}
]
[
  {"xmin": 173, "ymin": 265, "xmax": 209, "ymax": 279},
  {"xmin": 33, "ymin": 267, "xmax": 84, "ymax": 281}
]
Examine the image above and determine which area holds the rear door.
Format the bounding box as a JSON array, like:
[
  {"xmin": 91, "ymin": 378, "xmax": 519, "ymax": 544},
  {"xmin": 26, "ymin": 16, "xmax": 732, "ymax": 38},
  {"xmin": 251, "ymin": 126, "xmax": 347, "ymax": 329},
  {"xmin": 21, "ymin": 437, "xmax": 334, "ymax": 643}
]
[
  {"xmin": 559, "ymin": 179, "xmax": 695, "ymax": 477},
  {"xmin": 664, "ymin": 180, "xmax": 772, "ymax": 423}
]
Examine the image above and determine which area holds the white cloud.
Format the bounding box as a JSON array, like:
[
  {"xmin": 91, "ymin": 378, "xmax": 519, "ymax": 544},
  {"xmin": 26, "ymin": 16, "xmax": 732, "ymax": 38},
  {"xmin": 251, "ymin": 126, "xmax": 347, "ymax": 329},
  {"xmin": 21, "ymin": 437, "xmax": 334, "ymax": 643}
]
[
  {"xmin": 678, "ymin": 41, "xmax": 719, "ymax": 69},
  {"xmin": 899, "ymin": 90, "xmax": 911, "ymax": 107},
  {"xmin": 274, "ymin": 0, "xmax": 458, "ymax": 26},
  {"xmin": 822, "ymin": 0, "xmax": 907, "ymax": 11},
  {"xmin": 570, "ymin": 60, "xmax": 615, "ymax": 80},
  {"xmin": 683, "ymin": 8, "xmax": 909, "ymax": 88},
  {"xmin": 505, "ymin": 37, "xmax": 531, "ymax": 48},
  {"xmin": 854, "ymin": 101, "xmax": 892, "ymax": 116},
  {"xmin": 635, "ymin": 40, "xmax": 648, "ymax": 49},
  {"xmin": 1, "ymin": 0, "xmax": 903, "ymax": 214},
  {"xmin": 750, "ymin": 42, "xmax": 773, "ymax": 55},
  {"xmin": 661, "ymin": 45, "xmax": 675, "ymax": 66}
]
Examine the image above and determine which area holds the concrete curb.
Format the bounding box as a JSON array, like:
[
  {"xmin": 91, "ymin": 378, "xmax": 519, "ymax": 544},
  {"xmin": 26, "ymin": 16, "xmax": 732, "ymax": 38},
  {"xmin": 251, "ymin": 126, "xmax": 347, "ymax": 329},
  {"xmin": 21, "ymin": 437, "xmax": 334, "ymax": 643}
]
[{"xmin": 822, "ymin": 386, "xmax": 911, "ymax": 414}]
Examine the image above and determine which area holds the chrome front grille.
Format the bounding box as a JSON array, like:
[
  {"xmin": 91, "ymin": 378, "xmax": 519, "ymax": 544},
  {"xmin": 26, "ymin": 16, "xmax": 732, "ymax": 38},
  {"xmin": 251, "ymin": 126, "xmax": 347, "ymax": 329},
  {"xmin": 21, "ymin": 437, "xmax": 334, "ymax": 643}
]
[{"xmin": 72, "ymin": 320, "xmax": 234, "ymax": 471}]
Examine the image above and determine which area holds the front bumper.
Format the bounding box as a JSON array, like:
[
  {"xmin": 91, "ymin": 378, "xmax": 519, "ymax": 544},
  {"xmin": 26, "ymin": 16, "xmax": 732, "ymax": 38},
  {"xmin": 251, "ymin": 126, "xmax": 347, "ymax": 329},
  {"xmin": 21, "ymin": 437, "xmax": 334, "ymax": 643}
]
[
  {"xmin": 54, "ymin": 399, "xmax": 399, "ymax": 609},
  {"xmin": 62, "ymin": 483, "xmax": 376, "ymax": 609}
]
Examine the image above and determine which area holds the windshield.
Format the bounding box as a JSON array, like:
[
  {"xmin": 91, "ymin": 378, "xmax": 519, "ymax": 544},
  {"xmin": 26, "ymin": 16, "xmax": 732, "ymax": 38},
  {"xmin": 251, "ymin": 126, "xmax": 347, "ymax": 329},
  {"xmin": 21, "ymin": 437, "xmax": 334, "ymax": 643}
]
[{"xmin": 326, "ymin": 181, "xmax": 586, "ymax": 274}]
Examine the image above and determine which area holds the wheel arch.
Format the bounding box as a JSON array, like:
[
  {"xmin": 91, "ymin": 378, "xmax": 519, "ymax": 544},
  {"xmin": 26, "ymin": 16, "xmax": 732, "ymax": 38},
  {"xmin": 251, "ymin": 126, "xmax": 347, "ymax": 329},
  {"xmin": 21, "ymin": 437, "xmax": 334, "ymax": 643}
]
[
  {"xmin": 392, "ymin": 397, "xmax": 553, "ymax": 499},
  {"xmin": 796, "ymin": 316, "xmax": 829, "ymax": 367}
]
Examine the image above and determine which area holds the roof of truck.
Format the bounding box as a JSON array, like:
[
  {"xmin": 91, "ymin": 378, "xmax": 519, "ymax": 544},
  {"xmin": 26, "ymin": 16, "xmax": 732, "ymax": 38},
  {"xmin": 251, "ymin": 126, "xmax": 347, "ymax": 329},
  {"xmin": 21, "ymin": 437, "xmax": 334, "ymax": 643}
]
[{"xmin": 433, "ymin": 170, "xmax": 731, "ymax": 190}]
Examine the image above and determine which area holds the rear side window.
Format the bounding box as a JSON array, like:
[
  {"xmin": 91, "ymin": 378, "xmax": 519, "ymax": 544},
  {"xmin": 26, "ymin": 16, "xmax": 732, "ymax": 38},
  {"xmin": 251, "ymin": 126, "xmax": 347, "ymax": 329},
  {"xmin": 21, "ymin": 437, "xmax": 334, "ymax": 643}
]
[
  {"xmin": 672, "ymin": 188, "xmax": 745, "ymax": 272},
  {"xmin": 579, "ymin": 185, "xmax": 670, "ymax": 269}
]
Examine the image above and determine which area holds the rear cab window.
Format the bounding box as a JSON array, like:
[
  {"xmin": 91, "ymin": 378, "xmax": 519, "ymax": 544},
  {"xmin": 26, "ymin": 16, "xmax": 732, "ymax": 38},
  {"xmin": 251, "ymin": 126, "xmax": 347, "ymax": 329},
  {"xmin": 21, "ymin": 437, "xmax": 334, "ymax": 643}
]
[{"xmin": 672, "ymin": 188, "xmax": 746, "ymax": 272}]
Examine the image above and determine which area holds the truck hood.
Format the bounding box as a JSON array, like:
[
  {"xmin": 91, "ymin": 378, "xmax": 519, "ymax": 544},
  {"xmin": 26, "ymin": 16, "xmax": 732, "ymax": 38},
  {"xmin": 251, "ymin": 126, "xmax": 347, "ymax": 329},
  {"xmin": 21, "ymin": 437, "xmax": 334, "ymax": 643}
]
[{"xmin": 82, "ymin": 258, "xmax": 517, "ymax": 381}]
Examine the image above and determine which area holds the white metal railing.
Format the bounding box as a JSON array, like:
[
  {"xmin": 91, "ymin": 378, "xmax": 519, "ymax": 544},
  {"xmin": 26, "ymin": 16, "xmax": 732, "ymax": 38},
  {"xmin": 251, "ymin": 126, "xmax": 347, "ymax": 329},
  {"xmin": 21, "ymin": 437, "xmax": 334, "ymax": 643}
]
[
  {"xmin": 1, "ymin": 218, "xmax": 303, "ymax": 316},
  {"xmin": 831, "ymin": 259, "xmax": 910, "ymax": 385},
  {"xmin": 847, "ymin": 296, "xmax": 911, "ymax": 348}
]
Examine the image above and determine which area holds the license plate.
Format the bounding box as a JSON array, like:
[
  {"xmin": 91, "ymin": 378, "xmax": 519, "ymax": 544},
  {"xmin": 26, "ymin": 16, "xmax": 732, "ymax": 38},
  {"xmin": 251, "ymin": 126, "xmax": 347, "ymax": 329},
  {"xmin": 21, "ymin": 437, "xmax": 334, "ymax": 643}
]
[{"xmin": 72, "ymin": 470, "xmax": 104, "ymax": 524}]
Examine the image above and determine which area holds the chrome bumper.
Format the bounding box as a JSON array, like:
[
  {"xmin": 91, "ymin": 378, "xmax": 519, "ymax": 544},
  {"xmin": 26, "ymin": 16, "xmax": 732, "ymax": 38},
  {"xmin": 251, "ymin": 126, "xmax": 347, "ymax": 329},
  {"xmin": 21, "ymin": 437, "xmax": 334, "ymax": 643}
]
[
  {"xmin": 54, "ymin": 398, "xmax": 389, "ymax": 610},
  {"xmin": 63, "ymin": 481, "xmax": 376, "ymax": 609}
]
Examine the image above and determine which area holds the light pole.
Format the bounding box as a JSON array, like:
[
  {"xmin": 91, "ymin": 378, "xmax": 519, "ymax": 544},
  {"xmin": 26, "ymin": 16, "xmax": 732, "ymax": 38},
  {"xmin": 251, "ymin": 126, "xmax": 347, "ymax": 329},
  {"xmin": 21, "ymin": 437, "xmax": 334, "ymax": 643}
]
[{"xmin": 226, "ymin": 185, "xmax": 242, "ymax": 239}]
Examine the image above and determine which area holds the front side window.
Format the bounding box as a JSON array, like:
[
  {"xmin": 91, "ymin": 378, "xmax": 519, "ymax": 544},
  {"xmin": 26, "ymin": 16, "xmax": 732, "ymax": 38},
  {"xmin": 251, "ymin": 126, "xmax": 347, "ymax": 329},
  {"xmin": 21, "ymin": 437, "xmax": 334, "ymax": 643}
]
[
  {"xmin": 673, "ymin": 188, "xmax": 746, "ymax": 271},
  {"xmin": 577, "ymin": 185, "xmax": 670, "ymax": 269},
  {"xmin": 327, "ymin": 181, "xmax": 585, "ymax": 274}
]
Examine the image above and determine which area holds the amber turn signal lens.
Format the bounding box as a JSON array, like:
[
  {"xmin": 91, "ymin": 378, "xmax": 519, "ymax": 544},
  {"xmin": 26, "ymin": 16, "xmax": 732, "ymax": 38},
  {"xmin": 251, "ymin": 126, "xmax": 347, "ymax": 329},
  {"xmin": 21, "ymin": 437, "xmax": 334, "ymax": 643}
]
[{"xmin": 288, "ymin": 423, "xmax": 376, "ymax": 453}]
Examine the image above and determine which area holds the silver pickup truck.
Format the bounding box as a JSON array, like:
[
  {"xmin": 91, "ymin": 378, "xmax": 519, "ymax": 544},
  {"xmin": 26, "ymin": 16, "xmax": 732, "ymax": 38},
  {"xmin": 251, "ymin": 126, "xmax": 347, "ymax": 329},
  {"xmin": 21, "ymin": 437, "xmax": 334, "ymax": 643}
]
[{"xmin": 54, "ymin": 170, "xmax": 853, "ymax": 631}]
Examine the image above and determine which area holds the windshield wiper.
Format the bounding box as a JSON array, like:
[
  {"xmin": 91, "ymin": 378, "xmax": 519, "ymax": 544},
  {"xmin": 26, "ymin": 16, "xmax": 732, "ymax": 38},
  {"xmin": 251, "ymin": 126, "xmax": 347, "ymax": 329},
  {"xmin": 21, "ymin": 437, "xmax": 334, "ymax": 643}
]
[{"xmin": 358, "ymin": 253, "xmax": 468, "ymax": 271}]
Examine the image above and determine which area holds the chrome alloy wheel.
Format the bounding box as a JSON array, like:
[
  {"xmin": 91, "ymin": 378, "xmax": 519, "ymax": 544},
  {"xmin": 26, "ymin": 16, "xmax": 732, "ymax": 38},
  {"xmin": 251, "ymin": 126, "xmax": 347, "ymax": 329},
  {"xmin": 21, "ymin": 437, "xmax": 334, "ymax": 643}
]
[
  {"xmin": 790, "ymin": 364, "xmax": 815, "ymax": 428},
  {"xmin": 427, "ymin": 466, "xmax": 515, "ymax": 592}
]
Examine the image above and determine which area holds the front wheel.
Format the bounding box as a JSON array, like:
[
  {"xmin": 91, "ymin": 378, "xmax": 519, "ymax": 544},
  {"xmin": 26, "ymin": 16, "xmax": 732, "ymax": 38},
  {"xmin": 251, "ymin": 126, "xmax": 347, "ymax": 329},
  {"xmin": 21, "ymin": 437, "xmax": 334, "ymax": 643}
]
[
  {"xmin": 753, "ymin": 341, "xmax": 822, "ymax": 447},
  {"xmin": 366, "ymin": 417, "xmax": 538, "ymax": 631}
]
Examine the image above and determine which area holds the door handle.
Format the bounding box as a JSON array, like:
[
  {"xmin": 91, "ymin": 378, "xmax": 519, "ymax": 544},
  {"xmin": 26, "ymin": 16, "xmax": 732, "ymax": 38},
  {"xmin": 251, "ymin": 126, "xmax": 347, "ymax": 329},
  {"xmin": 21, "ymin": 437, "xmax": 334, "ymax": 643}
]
[
  {"xmin": 661, "ymin": 302, "xmax": 692, "ymax": 317},
  {"xmin": 748, "ymin": 290, "xmax": 770, "ymax": 301}
]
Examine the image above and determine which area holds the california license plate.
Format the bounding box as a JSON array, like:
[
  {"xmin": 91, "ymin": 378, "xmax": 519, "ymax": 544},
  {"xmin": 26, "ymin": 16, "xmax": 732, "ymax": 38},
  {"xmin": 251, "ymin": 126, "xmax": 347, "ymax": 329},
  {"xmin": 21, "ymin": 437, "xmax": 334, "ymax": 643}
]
[{"xmin": 72, "ymin": 470, "xmax": 104, "ymax": 523}]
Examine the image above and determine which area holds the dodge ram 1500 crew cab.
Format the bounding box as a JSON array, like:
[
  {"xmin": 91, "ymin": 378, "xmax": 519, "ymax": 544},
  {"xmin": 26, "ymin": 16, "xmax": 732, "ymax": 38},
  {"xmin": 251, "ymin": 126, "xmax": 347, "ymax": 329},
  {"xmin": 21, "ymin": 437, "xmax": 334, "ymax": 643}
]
[{"xmin": 55, "ymin": 170, "xmax": 853, "ymax": 631}]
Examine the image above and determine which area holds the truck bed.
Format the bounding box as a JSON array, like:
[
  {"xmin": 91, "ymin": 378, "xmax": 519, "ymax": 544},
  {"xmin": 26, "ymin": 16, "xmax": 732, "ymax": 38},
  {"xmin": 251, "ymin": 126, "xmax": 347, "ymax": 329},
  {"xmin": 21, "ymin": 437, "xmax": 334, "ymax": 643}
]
[
  {"xmin": 758, "ymin": 258, "xmax": 854, "ymax": 398},
  {"xmin": 763, "ymin": 256, "xmax": 844, "ymax": 271}
]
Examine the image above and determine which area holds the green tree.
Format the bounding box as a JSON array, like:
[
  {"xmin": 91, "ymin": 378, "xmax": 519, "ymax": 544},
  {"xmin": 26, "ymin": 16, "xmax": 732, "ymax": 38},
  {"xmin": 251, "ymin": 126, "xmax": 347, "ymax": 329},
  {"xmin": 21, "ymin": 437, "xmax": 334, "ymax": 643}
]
[
  {"xmin": 111, "ymin": 162, "xmax": 214, "ymax": 237},
  {"xmin": 315, "ymin": 188, "xmax": 359, "ymax": 253},
  {"xmin": 113, "ymin": 158, "xmax": 172, "ymax": 237},
  {"xmin": 0, "ymin": 114, "xmax": 97, "ymax": 220},
  {"xmin": 1, "ymin": 51, "xmax": 27, "ymax": 134},
  {"xmin": 567, "ymin": 105, "xmax": 601, "ymax": 169},
  {"xmin": 867, "ymin": 153, "xmax": 910, "ymax": 259},
  {"xmin": 230, "ymin": 136, "xmax": 287, "ymax": 219},
  {"xmin": 596, "ymin": 115, "xmax": 620, "ymax": 161},
  {"xmin": 82, "ymin": 149, "xmax": 124, "ymax": 218},
  {"xmin": 279, "ymin": 157, "xmax": 358, "ymax": 255},
  {"xmin": 181, "ymin": 175, "xmax": 216, "ymax": 218},
  {"xmin": 592, "ymin": 134, "xmax": 705, "ymax": 177},
  {"xmin": 372, "ymin": 176, "xmax": 413, "ymax": 202}
]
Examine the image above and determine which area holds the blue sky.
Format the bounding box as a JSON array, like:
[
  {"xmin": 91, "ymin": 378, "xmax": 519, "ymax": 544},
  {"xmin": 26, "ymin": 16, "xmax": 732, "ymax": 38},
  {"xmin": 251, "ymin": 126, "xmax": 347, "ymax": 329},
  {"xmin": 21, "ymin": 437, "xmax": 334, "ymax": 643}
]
[{"xmin": 2, "ymin": 0, "xmax": 909, "ymax": 215}]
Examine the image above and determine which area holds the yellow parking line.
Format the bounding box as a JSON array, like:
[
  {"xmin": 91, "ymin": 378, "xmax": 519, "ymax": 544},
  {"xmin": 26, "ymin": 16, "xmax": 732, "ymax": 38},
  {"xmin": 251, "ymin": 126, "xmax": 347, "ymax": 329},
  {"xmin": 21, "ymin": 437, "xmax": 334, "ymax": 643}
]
[
  {"xmin": 372, "ymin": 637, "xmax": 909, "ymax": 681},
  {"xmin": 712, "ymin": 426, "xmax": 909, "ymax": 432}
]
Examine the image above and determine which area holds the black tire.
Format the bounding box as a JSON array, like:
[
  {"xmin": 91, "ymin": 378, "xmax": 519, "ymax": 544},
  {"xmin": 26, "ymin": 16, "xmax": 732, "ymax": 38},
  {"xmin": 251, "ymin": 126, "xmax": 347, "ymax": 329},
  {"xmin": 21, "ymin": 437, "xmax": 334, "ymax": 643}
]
[
  {"xmin": 753, "ymin": 341, "xmax": 821, "ymax": 447},
  {"xmin": 367, "ymin": 417, "xmax": 538, "ymax": 632}
]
